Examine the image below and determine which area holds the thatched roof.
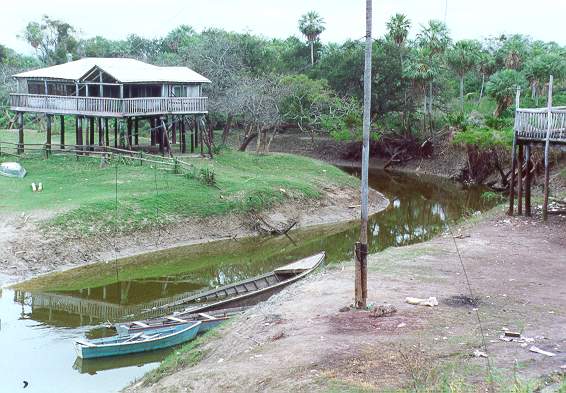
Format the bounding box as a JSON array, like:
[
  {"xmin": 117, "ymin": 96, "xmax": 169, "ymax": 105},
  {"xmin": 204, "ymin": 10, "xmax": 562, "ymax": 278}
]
[{"xmin": 13, "ymin": 58, "xmax": 211, "ymax": 84}]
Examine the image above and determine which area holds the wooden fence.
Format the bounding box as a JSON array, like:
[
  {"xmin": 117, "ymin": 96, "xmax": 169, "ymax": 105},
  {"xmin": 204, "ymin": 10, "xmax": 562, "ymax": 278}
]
[
  {"xmin": 515, "ymin": 107, "xmax": 566, "ymax": 143},
  {"xmin": 10, "ymin": 94, "xmax": 208, "ymax": 117},
  {"xmin": 0, "ymin": 141, "xmax": 198, "ymax": 176}
]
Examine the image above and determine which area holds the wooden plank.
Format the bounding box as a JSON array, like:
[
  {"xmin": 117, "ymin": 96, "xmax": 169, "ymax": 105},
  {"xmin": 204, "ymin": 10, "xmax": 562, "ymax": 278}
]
[
  {"xmin": 166, "ymin": 316, "xmax": 188, "ymax": 323},
  {"xmin": 274, "ymin": 252, "xmax": 324, "ymax": 275}
]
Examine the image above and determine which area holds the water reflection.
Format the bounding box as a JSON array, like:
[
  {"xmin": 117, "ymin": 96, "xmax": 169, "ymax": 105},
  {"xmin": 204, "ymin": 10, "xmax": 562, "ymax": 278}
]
[{"xmin": 4, "ymin": 168, "xmax": 494, "ymax": 389}]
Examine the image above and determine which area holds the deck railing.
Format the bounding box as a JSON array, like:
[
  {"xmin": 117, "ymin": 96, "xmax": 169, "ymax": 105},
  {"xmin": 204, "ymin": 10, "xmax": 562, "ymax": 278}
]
[
  {"xmin": 515, "ymin": 107, "xmax": 566, "ymax": 142},
  {"xmin": 10, "ymin": 94, "xmax": 208, "ymax": 116}
]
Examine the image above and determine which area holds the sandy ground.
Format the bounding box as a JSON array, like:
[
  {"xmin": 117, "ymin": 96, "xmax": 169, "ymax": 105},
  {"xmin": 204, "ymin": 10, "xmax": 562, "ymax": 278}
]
[
  {"xmin": 0, "ymin": 185, "xmax": 388, "ymax": 284},
  {"xmin": 129, "ymin": 208, "xmax": 566, "ymax": 393}
]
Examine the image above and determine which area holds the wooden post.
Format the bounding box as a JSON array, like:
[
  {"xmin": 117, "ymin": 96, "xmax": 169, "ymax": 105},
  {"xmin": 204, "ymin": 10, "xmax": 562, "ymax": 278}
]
[
  {"xmin": 525, "ymin": 144, "xmax": 532, "ymax": 217},
  {"xmin": 77, "ymin": 117, "xmax": 83, "ymax": 154},
  {"xmin": 134, "ymin": 118, "xmax": 139, "ymax": 146},
  {"xmin": 194, "ymin": 116, "xmax": 199, "ymax": 150},
  {"xmin": 89, "ymin": 117, "xmax": 95, "ymax": 150},
  {"xmin": 105, "ymin": 118, "xmax": 109, "ymax": 146},
  {"xmin": 150, "ymin": 118, "xmax": 156, "ymax": 146},
  {"xmin": 98, "ymin": 118, "xmax": 103, "ymax": 146},
  {"xmin": 517, "ymin": 144, "xmax": 523, "ymax": 215},
  {"xmin": 17, "ymin": 112, "xmax": 24, "ymax": 154},
  {"xmin": 198, "ymin": 116, "xmax": 203, "ymax": 156},
  {"xmin": 190, "ymin": 116, "xmax": 195, "ymax": 153},
  {"xmin": 158, "ymin": 118, "xmax": 165, "ymax": 155},
  {"xmin": 46, "ymin": 115, "xmax": 52, "ymax": 156},
  {"xmin": 355, "ymin": 0, "xmax": 372, "ymax": 309},
  {"xmin": 127, "ymin": 117, "xmax": 133, "ymax": 148},
  {"xmin": 60, "ymin": 115, "xmax": 65, "ymax": 149},
  {"xmin": 508, "ymin": 138, "xmax": 517, "ymax": 215},
  {"xmin": 543, "ymin": 75, "xmax": 553, "ymax": 221},
  {"xmin": 181, "ymin": 116, "xmax": 186, "ymax": 153},
  {"xmin": 171, "ymin": 116, "xmax": 177, "ymax": 145},
  {"xmin": 508, "ymin": 87, "xmax": 521, "ymax": 216},
  {"xmin": 114, "ymin": 118, "xmax": 118, "ymax": 148}
]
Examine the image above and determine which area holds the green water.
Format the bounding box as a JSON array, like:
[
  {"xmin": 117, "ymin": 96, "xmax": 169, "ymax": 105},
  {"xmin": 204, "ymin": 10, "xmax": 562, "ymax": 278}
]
[{"xmin": 0, "ymin": 168, "xmax": 493, "ymax": 392}]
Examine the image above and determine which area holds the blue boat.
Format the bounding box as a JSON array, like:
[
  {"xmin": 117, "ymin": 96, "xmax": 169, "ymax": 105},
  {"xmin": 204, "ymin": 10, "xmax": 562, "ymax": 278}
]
[{"xmin": 75, "ymin": 321, "xmax": 201, "ymax": 359}]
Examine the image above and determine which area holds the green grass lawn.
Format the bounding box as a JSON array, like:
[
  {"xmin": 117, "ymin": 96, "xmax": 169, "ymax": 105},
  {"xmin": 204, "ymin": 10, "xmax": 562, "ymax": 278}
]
[{"xmin": 0, "ymin": 143, "xmax": 355, "ymax": 237}]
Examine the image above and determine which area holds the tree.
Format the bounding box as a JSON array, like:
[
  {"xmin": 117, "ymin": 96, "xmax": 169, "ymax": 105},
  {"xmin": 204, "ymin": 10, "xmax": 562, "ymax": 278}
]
[
  {"xmin": 446, "ymin": 40, "xmax": 481, "ymax": 110},
  {"xmin": 386, "ymin": 14, "xmax": 411, "ymax": 48},
  {"xmin": 22, "ymin": 16, "xmax": 78, "ymax": 65},
  {"xmin": 486, "ymin": 69, "xmax": 526, "ymax": 117},
  {"xmin": 298, "ymin": 11, "xmax": 326, "ymax": 65},
  {"xmin": 416, "ymin": 20, "xmax": 450, "ymax": 115},
  {"xmin": 404, "ymin": 47, "xmax": 437, "ymax": 134},
  {"xmin": 524, "ymin": 52, "xmax": 566, "ymax": 104},
  {"xmin": 477, "ymin": 49, "xmax": 497, "ymax": 104}
]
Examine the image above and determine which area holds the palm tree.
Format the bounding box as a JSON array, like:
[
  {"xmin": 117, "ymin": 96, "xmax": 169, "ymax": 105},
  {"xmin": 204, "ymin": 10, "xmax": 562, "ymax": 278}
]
[
  {"xmin": 446, "ymin": 40, "xmax": 481, "ymax": 110},
  {"xmin": 298, "ymin": 11, "xmax": 326, "ymax": 65},
  {"xmin": 386, "ymin": 14, "xmax": 411, "ymax": 48},
  {"xmin": 416, "ymin": 20, "xmax": 450, "ymax": 115}
]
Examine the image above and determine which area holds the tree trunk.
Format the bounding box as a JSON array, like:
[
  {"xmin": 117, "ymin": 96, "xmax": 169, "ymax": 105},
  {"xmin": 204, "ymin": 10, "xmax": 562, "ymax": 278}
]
[
  {"xmin": 238, "ymin": 130, "xmax": 258, "ymax": 151},
  {"xmin": 221, "ymin": 113, "xmax": 233, "ymax": 145},
  {"xmin": 459, "ymin": 76, "xmax": 464, "ymax": 111},
  {"xmin": 478, "ymin": 73, "xmax": 485, "ymax": 106},
  {"xmin": 310, "ymin": 41, "xmax": 314, "ymax": 65}
]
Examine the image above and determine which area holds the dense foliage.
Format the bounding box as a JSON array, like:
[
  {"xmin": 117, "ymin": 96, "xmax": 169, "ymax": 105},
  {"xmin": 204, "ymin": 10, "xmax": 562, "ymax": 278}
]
[{"xmin": 2, "ymin": 13, "xmax": 566, "ymax": 153}]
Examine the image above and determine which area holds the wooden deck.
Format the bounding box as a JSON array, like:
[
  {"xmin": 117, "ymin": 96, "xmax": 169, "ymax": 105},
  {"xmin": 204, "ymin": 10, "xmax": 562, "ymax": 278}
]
[
  {"xmin": 515, "ymin": 107, "xmax": 566, "ymax": 144},
  {"xmin": 10, "ymin": 94, "xmax": 208, "ymax": 117}
]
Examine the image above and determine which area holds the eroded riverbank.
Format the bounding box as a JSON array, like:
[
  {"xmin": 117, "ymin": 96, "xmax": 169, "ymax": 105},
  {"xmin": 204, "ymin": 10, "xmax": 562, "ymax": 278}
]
[
  {"xmin": 130, "ymin": 208, "xmax": 566, "ymax": 393},
  {"xmin": 0, "ymin": 168, "xmax": 496, "ymax": 393}
]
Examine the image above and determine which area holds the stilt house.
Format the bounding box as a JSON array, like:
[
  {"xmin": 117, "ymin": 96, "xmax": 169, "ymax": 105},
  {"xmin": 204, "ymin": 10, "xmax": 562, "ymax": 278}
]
[{"xmin": 10, "ymin": 57, "xmax": 211, "ymax": 154}]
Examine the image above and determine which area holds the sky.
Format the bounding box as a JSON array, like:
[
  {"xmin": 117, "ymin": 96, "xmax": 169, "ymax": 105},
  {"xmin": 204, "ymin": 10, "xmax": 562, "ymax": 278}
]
[{"xmin": 2, "ymin": 0, "xmax": 566, "ymax": 55}]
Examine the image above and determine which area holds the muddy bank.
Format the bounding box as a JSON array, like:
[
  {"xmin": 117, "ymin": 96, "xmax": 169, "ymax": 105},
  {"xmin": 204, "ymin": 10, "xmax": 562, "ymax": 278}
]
[
  {"xmin": 0, "ymin": 185, "xmax": 388, "ymax": 284},
  {"xmin": 129, "ymin": 207, "xmax": 566, "ymax": 392}
]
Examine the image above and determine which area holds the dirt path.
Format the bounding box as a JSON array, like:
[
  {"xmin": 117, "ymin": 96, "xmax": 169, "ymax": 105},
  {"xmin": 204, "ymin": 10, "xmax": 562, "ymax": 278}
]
[
  {"xmin": 129, "ymin": 208, "xmax": 566, "ymax": 392},
  {"xmin": 0, "ymin": 186, "xmax": 388, "ymax": 284}
]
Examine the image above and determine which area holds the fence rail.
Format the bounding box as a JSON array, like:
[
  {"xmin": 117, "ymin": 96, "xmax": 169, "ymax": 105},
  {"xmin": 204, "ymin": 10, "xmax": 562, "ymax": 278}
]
[
  {"xmin": 515, "ymin": 108, "xmax": 566, "ymax": 142},
  {"xmin": 10, "ymin": 94, "xmax": 208, "ymax": 117}
]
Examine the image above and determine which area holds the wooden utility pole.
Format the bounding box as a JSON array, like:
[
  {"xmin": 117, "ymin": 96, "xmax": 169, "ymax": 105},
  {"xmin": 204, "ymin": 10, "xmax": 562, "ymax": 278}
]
[
  {"xmin": 543, "ymin": 75, "xmax": 553, "ymax": 221},
  {"xmin": 355, "ymin": 0, "xmax": 372, "ymax": 309}
]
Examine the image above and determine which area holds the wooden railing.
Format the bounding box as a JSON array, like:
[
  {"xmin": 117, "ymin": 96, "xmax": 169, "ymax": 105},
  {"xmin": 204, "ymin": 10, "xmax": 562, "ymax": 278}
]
[
  {"xmin": 515, "ymin": 107, "xmax": 566, "ymax": 142},
  {"xmin": 10, "ymin": 94, "xmax": 208, "ymax": 116}
]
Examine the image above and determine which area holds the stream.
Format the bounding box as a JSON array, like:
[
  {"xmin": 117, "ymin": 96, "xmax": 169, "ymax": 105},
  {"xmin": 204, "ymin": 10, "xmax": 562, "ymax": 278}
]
[{"xmin": 0, "ymin": 168, "xmax": 494, "ymax": 392}]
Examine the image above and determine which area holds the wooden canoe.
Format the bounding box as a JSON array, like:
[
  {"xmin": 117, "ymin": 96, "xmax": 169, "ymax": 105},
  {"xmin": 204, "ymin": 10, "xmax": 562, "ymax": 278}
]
[
  {"xmin": 129, "ymin": 252, "xmax": 325, "ymax": 328},
  {"xmin": 115, "ymin": 307, "xmax": 247, "ymax": 336},
  {"xmin": 75, "ymin": 321, "xmax": 201, "ymax": 359}
]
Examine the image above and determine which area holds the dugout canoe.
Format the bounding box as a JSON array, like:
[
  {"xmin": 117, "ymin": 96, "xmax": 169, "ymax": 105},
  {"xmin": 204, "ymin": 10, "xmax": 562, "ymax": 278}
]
[
  {"xmin": 133, "ymin": 252, "xmax": 325, "ymax": 325},
  {"xmin": 75, "ymin": 321, "xmax": 201, "ymax": 359}
]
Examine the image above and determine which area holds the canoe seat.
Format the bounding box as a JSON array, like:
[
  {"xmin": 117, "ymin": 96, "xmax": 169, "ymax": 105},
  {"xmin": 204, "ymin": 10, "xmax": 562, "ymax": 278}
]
[
  {"xmin": 198, "ymin": 313, "xmax": 215, "ymax": 320},
  {"xmin": 133, "ymin": 321, "xmax": 150, "ymax": 328},
  {"xmin": 124, "ymin": 332, "xmax": 143, "ymax": 343},
  {"xmin": 167, "ymin": 316, "xmax": 188, "ymax": 323},
  {"xmin": 75, "ymin": 340, "xmax": 95, "ymax": 347},
  {"xmin": 141, "ymin": 334, "xmax": 160, "ymax": 340}
]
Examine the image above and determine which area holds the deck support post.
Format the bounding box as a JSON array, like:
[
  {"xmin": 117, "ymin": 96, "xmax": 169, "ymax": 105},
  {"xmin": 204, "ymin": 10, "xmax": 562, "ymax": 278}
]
[
  {"xmin": 60, "ymin": 115, "xmax": 65, "ymax": 149},
  {"xmin": 105, "ymin": 118, "xmax": 109, "ymax": 146},
  {"xmin": 543, "ymin": 75, "xmax": 554, "ymax": 221},
  {"xmin": 190, "ymin": 116, "xmax": 195, "ymax": 153},
  {"xmin": 150, "ymin": 118, "xmax": 156, "ymax": 146},
  {"xmin": 17, "ymin": 112, "xmax": 24, "ymax": 154},
  {"xmin": 76, "ymin": 116, "xmax": 83, "ymax": 154},
  {"xmin": 171, "ymin": 116, "xmax": 177, "ymax": 145},
  {"xmin": 197, "ymin": 116, "xmax": 203, "ymax": 156},
  {"xmin": 46, "ymin": 114, "xmax": 52, "ymax": 157},
  {"xmin": 158, "ymin": 118, "xmax": 165, "ymax": 155},
  {"xmin": 114, "ymin": 118, "xmax": 118, "ymax": 148},
  {"xmin": 134, "ymin": 118, "xmax": 139, "ymax": 146},
  {"xmin": 517, "ymin": 143, "xmax": 523, "ymax": 215},
  {"xmin": 181, "ymin": 116, "xmax": 186, "ymax": 154},
  {"xmin": 98, "ymin": 118, "xmax": 103, "ymax": 146},
  {"xmin": 89, "ymin": 117, "xmax": 95, "ymax": 150},
  {"xmin": 525, "ymin": 144, "xmax": 532, "ymax": 217},
  {"xmin": 127, "ymin": 117, "xmax": 132, "ymax": 149},
  {"xmin": 508, "ymin": 135, "xmax": 517, "ymax": 216}
]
